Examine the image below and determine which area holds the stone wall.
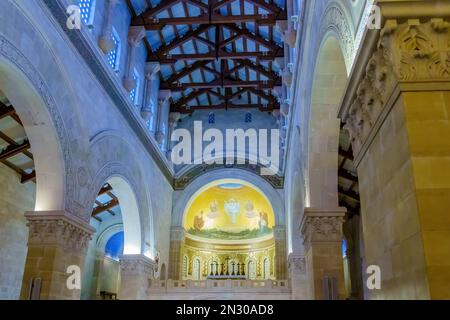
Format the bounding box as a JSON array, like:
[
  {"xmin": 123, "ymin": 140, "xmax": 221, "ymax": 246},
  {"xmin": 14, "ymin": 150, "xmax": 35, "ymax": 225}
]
[{"xmin": 0, "ymin": 165, "xmax": 35, "ymax": 299}]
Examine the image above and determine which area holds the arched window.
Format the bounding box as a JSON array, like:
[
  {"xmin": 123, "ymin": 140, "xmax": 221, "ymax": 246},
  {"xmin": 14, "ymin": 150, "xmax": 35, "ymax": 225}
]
[
  {"xmin": 193, "ymin": 258, "xmax": 201, "ymax": 280},
  {"xmin": 247, "ymin": 260, "xmax": 257, "ymax": 280},
  {"xmin": 107, "ymin": 28, "xmax": 121, "ymax": 72},
  {"xmin": 208, "ymin": 112, "xmax": 215, "ymax": 124},
  {"xmin": 245, "ymin": 112, "xmax": 252, "ymax": 123},
  {"xmin": 78, "ymin": 0, "xmax": 96, "ymax": 26},
  {"xmin": 105, "ymin": 231, "xmax": 124, "ymax": 261},
  {"xmin": 129, "ymin": 69, "xmax": 140, "ymax": 106}
]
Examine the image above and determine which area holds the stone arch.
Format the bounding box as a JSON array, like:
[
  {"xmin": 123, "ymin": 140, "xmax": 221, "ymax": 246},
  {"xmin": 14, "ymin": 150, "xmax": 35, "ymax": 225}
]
[
  {"xmin": 82, "ymin": 131, "xmax": 156, "ymax": 257},
  {"xmin": 0, "ymin": 0, "xmax": 91, "ymax": 218},
  {"xmin": 318, "ymin": 1, "xmax": 356, "ymax": 73},
  {"xmin": 0, "ymin": 39, "xmax": 66, "ymax": 212},
  {"xmin": 307, "ymin": 33, "xmax": 349, "ymax": 209},
  {"xmin": 172, "ymin": 168, "xmax": 285, "ymax": 227}
]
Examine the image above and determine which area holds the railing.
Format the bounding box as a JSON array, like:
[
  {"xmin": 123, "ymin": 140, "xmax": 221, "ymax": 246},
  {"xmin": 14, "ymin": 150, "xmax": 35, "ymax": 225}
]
[{"xmin": 148, "ymin": 279, "xmax": 290, "ymax": 293}]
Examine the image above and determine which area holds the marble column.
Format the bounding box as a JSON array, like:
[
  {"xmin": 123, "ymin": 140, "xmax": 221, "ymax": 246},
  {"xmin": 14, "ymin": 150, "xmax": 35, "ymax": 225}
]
[
  {"xmin": 168, "ymin": 227, "xmax": 185, "ymax": 280},
  {"xmin": 167, "ymin": 112, "xmax": 181, "ymax": 158},
  {"xmin": 119, "ymin": 254, "xmax": 155, "ymax": 300},
  {"xmin": 273, "ymin": 226, "xmax": 288, "ymax": 279},
  {"xmin": 338, "ymin": 3, "xmax": 450, "ymax": 299},
  {"xmin": 98, "ymin": 0, "xmax": 119, "ymax": 54},
  {"xmin": 20, "ymin": 211, "xmax": 95, "ymax": 300},
  {"xmin": 141, "ymin": 62, "xmax": 160, "ymax": 123},
  {"xmin": 300, "ymin": 208, "xmax": 346, "ymax": 300},
  {"xmin": 123, "ymin": 26, "xmax": 146, "ymax": 93}
]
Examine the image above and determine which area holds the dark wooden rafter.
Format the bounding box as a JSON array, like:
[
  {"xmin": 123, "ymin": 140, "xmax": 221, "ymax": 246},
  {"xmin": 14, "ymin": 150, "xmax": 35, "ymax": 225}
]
[
  {"xmin": 0, "ymin": 101, "xmax": 36, "ymax": 184},
  {"xmin": 92, "ymin": 198, "xmax": 119, "ymax": 216},
  {"xmin": 91, "ymin": 183, "xmax": 119, "ymax": 218},
  {"xmin": 129, "ymin": 0, "xmax": 286, "ymax": 113}
]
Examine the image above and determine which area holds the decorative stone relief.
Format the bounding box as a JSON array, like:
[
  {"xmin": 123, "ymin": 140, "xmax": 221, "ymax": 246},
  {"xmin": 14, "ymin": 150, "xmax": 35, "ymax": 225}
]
[
  {"xmin": 300, "ymin": 213, "xmax": 344, "ymax": 248},
  {"xmin": 343, "ymin": 18, "xmax": 450, "ymax": 158},
  {"xmin": 120, "ymin": 255, "xmax": 155, "ymax": 277},
  {"xmin": 25, "ymin": 211, "xmax": 94, "ymax": 253}
]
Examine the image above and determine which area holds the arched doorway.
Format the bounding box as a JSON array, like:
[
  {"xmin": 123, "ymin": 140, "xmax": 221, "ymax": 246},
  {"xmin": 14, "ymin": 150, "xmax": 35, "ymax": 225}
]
[
  {"xmin": 81, "ymin": 177, "xmax": 142, "ymax": 300},
  {"xmin": 180, "ymin": 179, "xmax": 277, "ymax": 281}
]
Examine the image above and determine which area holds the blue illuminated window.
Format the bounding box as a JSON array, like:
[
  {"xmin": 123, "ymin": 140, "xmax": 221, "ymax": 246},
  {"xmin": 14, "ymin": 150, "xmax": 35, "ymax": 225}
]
[
  {"xmin": 245, "ymin": 112, "xmax": 252, "ymax": 123},
  {"xmin": 105, "ymin": 231, "xmax": 124, "ymax": 261},
  {"xmin": 78, "ymin": 0, "xmax": 96, "ymax": 26},
  {"xmin": 107, "ymin": 28, "xmax": 121, "ymax": 71},
  {"xmin": 129, "ymin": 69, "xmax": 140, "ymax": 106},
  {"xmin": 208, "ymin": 112, "xmax": 215, "ymax": 124},
  {"xmin": 342, "ymin": 239, "xmax": 347, "ymax": 258}
]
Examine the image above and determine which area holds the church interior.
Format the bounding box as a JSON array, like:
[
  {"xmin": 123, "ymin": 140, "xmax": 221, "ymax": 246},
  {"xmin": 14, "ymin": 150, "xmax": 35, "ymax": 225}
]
[{"xmin": 0, "ymin": 0, "xmax": 450, "ymax": 300}]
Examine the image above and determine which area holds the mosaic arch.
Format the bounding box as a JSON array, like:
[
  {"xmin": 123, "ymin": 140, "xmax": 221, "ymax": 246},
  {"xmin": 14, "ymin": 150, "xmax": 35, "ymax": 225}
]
[{"xmin": 183, "ymin": 179, "xmax": 275, "ymax": 242}]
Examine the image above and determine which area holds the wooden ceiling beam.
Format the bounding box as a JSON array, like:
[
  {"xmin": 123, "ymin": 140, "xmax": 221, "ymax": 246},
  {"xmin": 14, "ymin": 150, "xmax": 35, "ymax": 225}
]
[
  {"xmin": 339, "ymin": 147, "xmax": 354, "ymax": 161},
  {"xmin": 165, "ymin": 60, "xmax": 211, "ymax": 84},
  {"xmin": 21, "ymin": 170, "xmax": 36, "ymax": 184},
  {"xmin": 223, "ymin": 24, "xmax": 281, "ymax": 52},
  {"xmin": 338, "ymin": 186, "xmax": 360, "ymax": 202},
  {"xmin": 92, "ymin": 198, "xmax": 119, "ymax": 216},
  {"xmin": 0, "ymin": 105, "xmax": 15, "ymax": 120},
  {"xmin": 161, "ymin": 79, "xmax": 282, "ymax": 91},
  {"xmin": 97, "ymin": 183, "xmax": 113, "ymax": 196},
  {"xmin": 133, "ymin": 14, "xmax": 281, "ymax": 30},
  {"xmin": 141, "ymin": 0, "xmax": 180, "ymax": 19},
  {"xmin": 0, "ymin": 140, "xmax": 30, "ymax": 161},
  {"xmin": 150, "ymin": 51, "xmax": 283, "ymax": 64},
  {"xmin": 245, "ymin": 0, "xmax": 285, "ymax": 16},
  {"xmin": 172, "ymin": 102, "xmax": 280, "ymax": 113},
  {"xmin": 338, "ymin": 168, "xmax": 358, "ymax": 183}
]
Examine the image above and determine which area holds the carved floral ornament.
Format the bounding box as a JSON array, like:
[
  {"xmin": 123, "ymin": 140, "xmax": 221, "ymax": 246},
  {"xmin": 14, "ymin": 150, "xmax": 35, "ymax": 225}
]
[
  {"xmin": 300, "ymin": 215, "xmax": 344, "ymax": 245},
  {"xmin": 343, "ymin": 18, "xmax": 450, "ymax": 157}
]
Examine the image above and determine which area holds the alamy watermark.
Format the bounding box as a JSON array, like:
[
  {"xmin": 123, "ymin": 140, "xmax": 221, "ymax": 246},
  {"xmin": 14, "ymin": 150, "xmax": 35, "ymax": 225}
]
[{"xmin": 170, "ymin": 121, "xmax": 281, "ymax": 176}]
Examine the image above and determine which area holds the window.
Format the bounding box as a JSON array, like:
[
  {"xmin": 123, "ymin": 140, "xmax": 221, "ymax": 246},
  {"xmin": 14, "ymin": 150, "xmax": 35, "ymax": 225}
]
[
  {"xmin": 129, "ymin": 69, "xmax": 140, "ymax": 106},
  {"xmin": 245, "ymin": 112, "xmax": 252, "ymax": 123},
  {"xmin": 208, "ymin": 112, "xmax": 215, "ymax": 124},
  {"xmin": 107, "ymin": 28, "xmax": 121, "ymax": 71},
  {"xmin": 78, "ymin": 0, "xmax": 96, "ymax": 26},
  {"xmin": 105, "ymin": 231, "xmax": 124, "ymax": 261}
]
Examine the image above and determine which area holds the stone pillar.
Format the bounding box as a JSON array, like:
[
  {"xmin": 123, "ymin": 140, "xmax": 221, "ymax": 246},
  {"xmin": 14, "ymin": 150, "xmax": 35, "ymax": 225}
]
[
  {"xmin": 167, "ymin": 112, "xmax": 181, "ymax": 156},
  {"xmin": 98, "ymin": 0, "xmax": 119, "ymax": 54},
  {"xmin": 155, "ymin": 90, "xmax": 171, "ymax": 151},
  {"xmin": 338, "ymin": 2, "xmax": 450, "ymax": 299},
  {"xmin": 20, "ymin": 211, "xmax": 95, "ymax": 300},
  {"xmin": 273, "ymin": 226, "xmax": 288, "ymax": 279},
  {"xmin": 123, "ymin": 26, "xmax": 146, "ymax": 92},
  {"xmin": 168, "ymin": 227, "xmax": 185, "ymax": 280},
  {"xmin": 119, "ymin": 254, "xmax": 154, "ymax": 300},
  {"xmin": 300, "ymin": 208, "xmax": 346, "ymax": 300},
  {"xmin": 288, "ymin": 253, "xmax": 309, "ymax": 299},
  {"xmin": 141, "ymin": 62, "xmax": 160, "ymax": 123}
]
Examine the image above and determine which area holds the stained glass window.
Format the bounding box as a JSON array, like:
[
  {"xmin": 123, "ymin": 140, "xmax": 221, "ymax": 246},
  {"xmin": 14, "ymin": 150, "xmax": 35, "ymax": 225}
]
[
  {"xmin": 78, "ymin": 0, "xmax": 95, "ymax": 26},
  {"xmin": 107, "ymin": 28, "xmax": 121, "ymax": 71}
]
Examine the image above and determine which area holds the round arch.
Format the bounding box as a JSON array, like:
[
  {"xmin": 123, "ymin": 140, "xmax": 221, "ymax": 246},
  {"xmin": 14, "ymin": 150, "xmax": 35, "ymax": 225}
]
[
  {"xmin": 307, "ymin": 34, "xmax": 349, "ymax": 209},
  {"xmin": 0, "ymin": 50, "xmax": 65, "ymax": 212},
  {"xmin": 172, "ymin": 168, "xmax": 285, "ymax": 227}
]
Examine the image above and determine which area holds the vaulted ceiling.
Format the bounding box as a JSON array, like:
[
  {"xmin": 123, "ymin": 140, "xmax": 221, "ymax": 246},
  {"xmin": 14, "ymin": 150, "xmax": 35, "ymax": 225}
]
[{"xmin": 127, "ymin": 0, "xmax": 286, "ymax": 114}]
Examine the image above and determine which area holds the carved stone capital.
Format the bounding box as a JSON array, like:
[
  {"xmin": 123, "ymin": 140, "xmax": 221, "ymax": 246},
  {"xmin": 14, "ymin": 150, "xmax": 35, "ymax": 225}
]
[
  {"xmin": 128, "ymin": 26, "xmax": 146, "ymax": 47},
  {"xmin": 120, "ymin": 254, "xmax": 155, "ymax": 278},
  {"xmin": 300, "ymin": 208, "xmax": 346, "ymax": 249},
  {"xmin": 145, "ymin": 62, "xmax": 161, "ymax": 80},
  {"xmin": 25, "ymin": 211, "xmax": 95, "ymax": 254},
  {"xmin": 339, "ymin": 7, "xmax": 450, "ymax": 165}
]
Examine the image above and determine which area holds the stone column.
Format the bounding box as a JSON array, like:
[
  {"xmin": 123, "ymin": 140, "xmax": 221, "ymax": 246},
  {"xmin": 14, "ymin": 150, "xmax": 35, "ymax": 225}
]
[
  {"xmin": 155, "ymin": 90, "xmax": 171, "ymax": 151},
  {"xmin": 123, "ymin": 26, "xmax": 146, "ymax": 93},
  {"xmin": 168, "ymin": 227, "xmax": 185, "ymax": 280},
  {"xmin": 19, "ymin": 211, "xmax": 95, "ymax": 300},
  {"xmin": 98, "ymin": 0, "xmax": 119, "ymax": 54},
  {"xmin": 300, "ymin": 208, "xmax": 346, "ymax": 300},
  {"xmin": 141, "ymin": 62, "xmax": 160, "ymax": 123},
  {"xmin": 167, "ymin": 112, "xmax": 181, "ymax": 156},
  {"xmin": 119, "ymin": 254, "xmax": 155, "ymax": 300},
  {"xmin": 338, "ymin": 2, "xmax": 450, "ymax": 299},
  {"xmin": 273, "ymin": 226, "xmax": 288, "ymax": 279}
]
